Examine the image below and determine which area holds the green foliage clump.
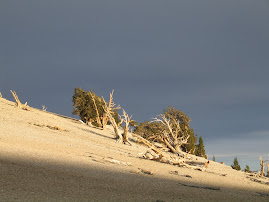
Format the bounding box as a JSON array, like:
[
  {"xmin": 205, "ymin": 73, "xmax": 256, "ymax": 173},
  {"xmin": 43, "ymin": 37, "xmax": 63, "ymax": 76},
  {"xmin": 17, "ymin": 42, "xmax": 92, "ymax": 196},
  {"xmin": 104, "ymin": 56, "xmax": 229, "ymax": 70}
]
[
  {"xmin": 244, "ymin": 165, "xmax": 250, "ymax": 172},
  {"xmin": 231, "ymin": 157, "xmax": 241, "ymax": 171},
  {"xmin": 213, "ymin": 155, "xmax": 216, "ymax": 162},
  {"xmin": 134, "ymin": 121, "xmax": 165, "ymax": 142},
  {"xmin": 183, "ymin": 128, "xmax": 197, "ymax": 154},
  {"xmin": 72, "ymin": 88, "xmax": 120, "ymax": 126}
]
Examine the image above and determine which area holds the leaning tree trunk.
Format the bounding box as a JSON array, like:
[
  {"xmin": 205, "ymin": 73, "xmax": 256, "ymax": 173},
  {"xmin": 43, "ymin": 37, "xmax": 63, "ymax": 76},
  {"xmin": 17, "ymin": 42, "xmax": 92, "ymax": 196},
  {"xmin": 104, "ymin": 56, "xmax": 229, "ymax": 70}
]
[
  {"xmin": 106, "ymin": 107, "xmax": 122, "ymax": 141},
  {"xmin": 89, "ymin": 91, "xmax": 102, "ymax": 127},
  {"xmin": 260, "ymin": 156, "xmax": 265, "ymax": 177},
  {"xmin": 122, "ymin": 127, "xmax": 130, "ymax": 145},
  {"xmin": 10, "ymin": 90, "xmax": 29, "ymax": 111},
  {"xmin": 102, "ymin": 90, "xmax": 122, "ymax": 142},
  {"xmin": 120, "ymin": 109, "xmax": 132, "ymax": 145},
  {"xmin": 101, "ymin": 90, "xmax": 119, "ymax": 129},
  {"xmin": 267, "ymin": 163, "xmax": 269, "ymax": 177}
]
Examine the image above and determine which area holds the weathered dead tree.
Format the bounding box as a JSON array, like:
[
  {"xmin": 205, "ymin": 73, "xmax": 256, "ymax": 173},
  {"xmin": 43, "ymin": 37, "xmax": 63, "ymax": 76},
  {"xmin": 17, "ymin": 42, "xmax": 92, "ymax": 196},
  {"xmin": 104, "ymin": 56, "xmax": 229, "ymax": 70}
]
[
  {"xmin": 120, "ymin": 109, "xmax": 133, "ymax": 145},
  {"xmin": 10, "ymin": 90, "xmax": 29, "ymax": 110},
  {"xmin": 132, "ymin": 133, "xmax": 164, "ymax": 158},
  {"xmin": 132, "ymin": 133, "xmax": 208, "ymax": 170},
  {"xmin": 89, "ymin": 91, "xmax": 102, "ymax": 127},
  {"xmin": 260, "ymin": 156, "xmax": 265, "ymax": 177},
  {"xmin": 153, "ymin": 114, "xmax": 190, "ymax": 156},
  {"xmin": 101, "ymin": 90, "xmax": 120, "ymax": 129},
  {"xmin": 42, "ymin": 105, "xmax": 47, "ymax": 111},
  {"xmin": 267, "ymin": 163, "xmax": 269, "ymax": 177},
  {"xmin": 102, "ymin": 91, "xmax": 122, "ymax": 141}
]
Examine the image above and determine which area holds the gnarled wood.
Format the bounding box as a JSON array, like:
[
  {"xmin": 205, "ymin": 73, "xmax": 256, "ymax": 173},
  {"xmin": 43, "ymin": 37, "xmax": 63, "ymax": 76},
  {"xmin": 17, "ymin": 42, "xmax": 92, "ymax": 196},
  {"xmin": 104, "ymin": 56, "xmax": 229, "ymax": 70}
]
[
  {"xmin": 102, "ymin": 90, "xmax": 122, "ymax": 141},
  {"xmin": 153, "ymin": 114, "xmax": 189, "ymax": 155},
  {"xmin": 266, "ymin": 163, "xmax": 269, "ymax": 177},
  {"xmin": 10, "ymin": 90, "xmax": 29, "ymax": 111},
  {"xmin": 102, "ymin": 90, "xmax": 120, "ymax": 129},
  {"xmin": 132, "ymin": 133, "xmax": 164, "ymax": 158},
  {"xmin": 120, "ymin": 109, "xmax": 133, "ymax": 145},
  {"xmin": 132, "ymin": 133, "xmax": 209, "ymax": 171},
  {"xmin": 260, "ymin": 156, "xmax": 265, "ymax": 177}
]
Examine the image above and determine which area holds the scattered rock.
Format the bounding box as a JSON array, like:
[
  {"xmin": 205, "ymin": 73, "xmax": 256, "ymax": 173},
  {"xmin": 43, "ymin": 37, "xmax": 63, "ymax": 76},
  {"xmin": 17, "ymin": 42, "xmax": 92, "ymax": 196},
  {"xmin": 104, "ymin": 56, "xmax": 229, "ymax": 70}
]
[
  {"xmin": 169, "ymin": 171, "xmax": 178, "ymax": 175},
  {"xmin": 138, "ymin": 168, "xmax": 153, "ymax": 175}
]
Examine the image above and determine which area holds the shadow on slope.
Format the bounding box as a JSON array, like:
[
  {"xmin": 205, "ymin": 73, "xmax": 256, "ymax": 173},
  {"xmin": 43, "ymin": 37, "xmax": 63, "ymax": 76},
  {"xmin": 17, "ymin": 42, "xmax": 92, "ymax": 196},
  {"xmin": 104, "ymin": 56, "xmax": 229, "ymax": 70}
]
[{"xmin": 1, "ymin": 154, "xmax": 268, "ymax": 202}]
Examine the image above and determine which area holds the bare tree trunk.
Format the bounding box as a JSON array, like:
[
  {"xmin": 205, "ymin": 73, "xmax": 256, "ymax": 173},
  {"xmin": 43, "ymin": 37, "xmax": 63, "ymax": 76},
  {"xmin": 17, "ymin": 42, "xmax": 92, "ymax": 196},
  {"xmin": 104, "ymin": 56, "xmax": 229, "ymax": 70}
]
[
  {"xmin": 102, "ymin": 90, "xmax": 118, "ymax": 129},
  {"xmin": 154, "ymin": 114, "xmax": 189, "ymax": 156},
  {"xmin": 10, "ymin": 90, "xmax": 29, "ymax": 111},
  {"xmin": 260, "ymin": 156, "xmax": 265, "ymax": 177},
  {"xmin": 102, "ymin": 113, "xmax": 108, "ymax": 128},
  {"xmin": 102, "ymin": 90, "xmax": 122, "ymax": 141},
  {"xmin": 132, "ymin": 133, "xmax": 163, "ymax": 158},
  {"xmin": 89, "ymin": 91, "xmax": 102, "ymax": 126},
  {"xmin": 266, "ymin": 163, "xmax": 269, "ymax": 177},
  {"xmin": 105, "ymin": 106, "xmax": 122, "ymax": 141},
  {"xmin": 120, "ymin": 109, "xmax": 133, "ymax": 145},
  {"xmin": 163, "ymin": 138, "xmax": 185, "ymax": 157},
  {"xmin": 121, "ymin": 127, "xmax": 131, "ymax": 145}
]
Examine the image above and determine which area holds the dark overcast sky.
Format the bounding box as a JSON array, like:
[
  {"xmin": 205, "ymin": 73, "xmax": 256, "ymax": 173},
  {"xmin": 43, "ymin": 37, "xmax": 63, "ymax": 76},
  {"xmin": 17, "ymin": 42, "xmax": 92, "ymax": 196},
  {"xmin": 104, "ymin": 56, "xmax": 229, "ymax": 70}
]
[{"xmin": 1, "ymin": 0, "xmax": 269, "ymax": 168}]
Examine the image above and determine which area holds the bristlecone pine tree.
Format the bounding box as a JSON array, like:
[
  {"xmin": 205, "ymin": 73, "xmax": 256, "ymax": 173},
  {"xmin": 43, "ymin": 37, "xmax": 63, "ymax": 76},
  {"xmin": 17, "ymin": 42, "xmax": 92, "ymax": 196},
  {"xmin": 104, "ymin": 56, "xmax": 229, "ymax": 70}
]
[
  {"xmin": 134, "ymin": 106, "xmax": 204, "ymax": 156},
  {"xmin": 72, "ymin": 88, "xmax": 120, "ymax": 127},
  {"xmin": 213, "ymin": 155, "xmax": 216, "ymax": 162},
  {"xmin": 231, "ymin": 157, "xmax": 241, "ymax": 170},
  {"xmin": 244, "ymin": 165, "xmax": 250, "ymax": 173}
]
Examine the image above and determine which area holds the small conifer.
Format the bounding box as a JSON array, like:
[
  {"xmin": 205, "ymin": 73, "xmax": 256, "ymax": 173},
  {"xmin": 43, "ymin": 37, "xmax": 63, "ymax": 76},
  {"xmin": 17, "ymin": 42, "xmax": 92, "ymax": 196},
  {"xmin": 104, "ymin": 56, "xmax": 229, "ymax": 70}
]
[
  {"xmin": 231, "ymin": 157, "xmax": 241, "ymax": 170},
  {"xmin": 244, "ymin": 165, "xmax": 250, "ymax": 172},
  {"xmin": 213, "ymin": 155, "xmax": 216, "ymax": 162}
]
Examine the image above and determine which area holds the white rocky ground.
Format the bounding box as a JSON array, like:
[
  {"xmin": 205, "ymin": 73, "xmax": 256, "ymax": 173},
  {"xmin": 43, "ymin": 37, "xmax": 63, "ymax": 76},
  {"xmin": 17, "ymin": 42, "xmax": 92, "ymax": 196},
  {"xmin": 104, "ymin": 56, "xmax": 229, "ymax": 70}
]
[{"xmin": 0, "ymin": 98, "xmax": 268, "ymax": 201}]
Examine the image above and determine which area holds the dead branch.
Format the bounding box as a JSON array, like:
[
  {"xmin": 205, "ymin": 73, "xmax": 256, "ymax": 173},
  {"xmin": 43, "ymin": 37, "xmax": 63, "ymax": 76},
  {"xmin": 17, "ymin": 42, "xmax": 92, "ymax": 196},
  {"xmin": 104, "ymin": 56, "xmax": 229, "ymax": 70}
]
[
  {"xmin": 260, "ymin": 156, "xmax": 265, "ymax": 177},
  {"xmin": 120, "ymin": 109, "xmax": 133, "ymax": 145},
  {"xmin": 132, "ymin": 133, "xmax": 164, "ymax": 158},
  {"xmin": 10, "ymin": 90, "xmax": 30, "ymax": 111},
  {"xmin": 102, "ymin": 90, "xmax": 120, "ymax": 129},
  {"xmin": 102, "ymin": 90, "xmax": 123, "ymax": 141},
  {"xmin": 132, "ymin": 132, "xmax": 209, "ymax": 170},
  {"xmin": 153, "ymin": 114, "xmax": 189, "ymax": 156},
  {"xmin": 266, "ymin": 163, "xmax": 269, "ymax": 177},
  {"xmin": 89, "ymin": 91, "xmax": 102, "ymax": 126},
  {"xmin": 42, "ymin": 105, "xmax": 47, "ymax": 111}
]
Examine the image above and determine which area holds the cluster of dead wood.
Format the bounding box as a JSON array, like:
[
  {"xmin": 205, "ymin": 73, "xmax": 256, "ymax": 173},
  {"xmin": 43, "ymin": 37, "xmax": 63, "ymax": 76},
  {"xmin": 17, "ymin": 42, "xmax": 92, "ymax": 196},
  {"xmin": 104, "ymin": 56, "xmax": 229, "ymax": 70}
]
[
  {"xmin": 133, "ymin": 132, "xmax": 209, "ymax": 171},
  {"xmin": 97, "ymin": 90, "xmax": 209, "ymax": 171},
  {"xmin": 87, "ymin": 90, "xmax": 133, "ymax": 145}
]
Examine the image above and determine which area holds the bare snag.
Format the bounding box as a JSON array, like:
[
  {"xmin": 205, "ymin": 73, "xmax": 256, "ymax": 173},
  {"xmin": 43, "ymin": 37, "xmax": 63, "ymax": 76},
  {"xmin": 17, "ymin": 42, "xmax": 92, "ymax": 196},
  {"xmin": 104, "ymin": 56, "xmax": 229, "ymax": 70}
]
[
  {"xmin": 102, "ymin": 90, "xmax": 123, "ymax": 141},
  {"xmin": 120, "ymin": 109, "xmax": 133, "ymax": 145},
  {"xmin": 10, "ymin": 90, "xmax": 30, "ymax": 111}
]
